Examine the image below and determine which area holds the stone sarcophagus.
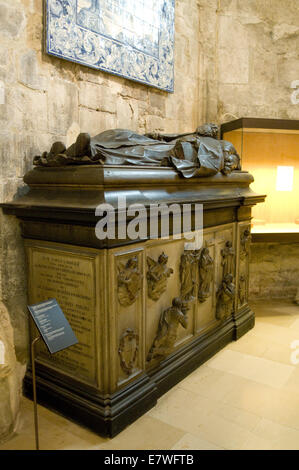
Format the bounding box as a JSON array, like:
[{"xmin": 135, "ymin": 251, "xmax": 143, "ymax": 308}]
[{"xmin": 1, "ymin": 127, "xmax": 265, "ymax": 437}]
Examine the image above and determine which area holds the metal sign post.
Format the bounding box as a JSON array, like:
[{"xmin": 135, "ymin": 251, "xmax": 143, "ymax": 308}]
[
  {"xmin": 31, "ymin": 336, "xmax": 41, "ymax": 451},
  {"xmin": 28, "ymin": 299, "xmax": 78, "ymax": 450}
]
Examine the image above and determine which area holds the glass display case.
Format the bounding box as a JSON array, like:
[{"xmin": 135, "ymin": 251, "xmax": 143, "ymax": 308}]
[{"xmin": 221, "ymin": 118, "xmax": 299, "ymax": 241}]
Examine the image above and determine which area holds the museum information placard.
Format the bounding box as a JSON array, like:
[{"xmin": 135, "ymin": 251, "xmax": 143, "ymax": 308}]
[{"xmin": 28, "ymin": 299, "xmax": 78, "ymax": 354}]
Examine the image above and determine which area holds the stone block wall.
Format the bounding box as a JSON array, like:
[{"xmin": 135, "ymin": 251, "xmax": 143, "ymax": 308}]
[
  {"xmin": 0, "ymin": 0, "xmax": 298, "ymax": 441},
  {"xmin": 198, "ymin": 0, "xmax": 299, "ymax": 122},
  {"xmin": 249, "ymin": 243, "xmax": 299, "ymax": 300}
]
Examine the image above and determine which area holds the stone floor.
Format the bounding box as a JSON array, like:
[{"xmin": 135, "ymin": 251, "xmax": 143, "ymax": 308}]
[{"xmin": 1, "ymin": 300, "xmax": 299, "ymax": 450}]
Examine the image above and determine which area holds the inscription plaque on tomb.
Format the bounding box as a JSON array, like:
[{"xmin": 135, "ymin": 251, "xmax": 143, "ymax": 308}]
[{"xmin": 26, "ymin": 241, "xmax": 102, "ymax": 388}]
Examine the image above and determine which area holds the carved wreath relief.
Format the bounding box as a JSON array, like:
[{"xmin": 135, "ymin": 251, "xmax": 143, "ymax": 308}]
[
  {"xmin": 118, "ymin": 328, "xmax": 139, "ymax": 376},
  {"xmin": 117, "ymin": 257, "xmax": 142, "ymax": 307},
  {"xmin": 198, "ymin": 247, "xmax": 214, "ymax": 302},
  {"xmin": 147, "ymin": 298, "xmax": 189, "ymax": 362},
  {"xmin": 147, "ymin": 252, "xmax": 173, "ymax": 301}
]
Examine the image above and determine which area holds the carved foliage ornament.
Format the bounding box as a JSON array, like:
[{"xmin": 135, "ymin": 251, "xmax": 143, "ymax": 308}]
[
  {"xmin": 117, "ymin": 257, "xmax": 142, "ymax": 307},
  {"xmin": 147, "ymin": 298, "xmax": 189, "ymax": 362},
  {"xmin": 147, "ymin": 252, "xmax": 173, "ymax": 301},
  {"xmin": 118, "ymin": 328, "xmax": 139, "ymax": 376}
]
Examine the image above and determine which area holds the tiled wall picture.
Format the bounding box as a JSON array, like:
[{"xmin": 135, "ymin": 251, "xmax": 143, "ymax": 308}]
[{"xmin": 46, "ymin": 0, "xmax": 175, "ymax": 92}]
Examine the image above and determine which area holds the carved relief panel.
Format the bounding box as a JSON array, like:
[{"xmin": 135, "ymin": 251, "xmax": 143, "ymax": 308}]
[
  {"xmin": 111, "ymin": 225, "xmax": 240, "ymax": 383},
  {"xmin": 220, "ymin": 240, "xmax": 235, "ymax": 278},
  {"xmin": 198, "ymin": 246, "xmax": 214, "ymax": 303},
  {"xmin": 216, "ymin": 274, "xmax": 235, "ymax": 320},
  {"xmin": 180, "ymin": 249, "xmax": 200, "ymax": 301},
  {"xmin": 194, "ymin": 231, "xmax": 217, "ymax": 333},
  {"xmin": 147, "ymin": 298, "xmax": 189, "ymax": 363},
  {"xmin": 147, "ymin": 252, "xmax": 173, "ymax": 301},
  {"xmin": 195, "ymin": 226, "xmax": 236, "ymax": 332},
  {"xmin": 236, "ymin": 224, "xmax": 251, "ymax": 308},
  {"xmin": 214, "ymin": 226, "xmax": 236, "ymax": 323},
  {"xmin": 117, "ymin": 256, "xmax": 142, "ymax": 306},
  {"xmin": 118, "ymin": 329, "xmax": 139, "ymax": 376},
  {"xmin": 240, "ymin": 228, "xmax": 251, "ymax": 261},
  {"xmin": 110, "ymin": 248, "xmax": 144, "ymax": 390},
  {"xmin": 216, "ymin": 237, "xmax": 236, "ymax": 320},
  {"xmin": 146, "ymin": 240, "xmax": 195, "ymax": 364}
]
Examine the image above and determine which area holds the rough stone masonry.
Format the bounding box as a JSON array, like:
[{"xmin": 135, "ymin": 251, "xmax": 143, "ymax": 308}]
[{"xmin": 0, "ymin": 0, "xmax": 298, "ymax": 441}]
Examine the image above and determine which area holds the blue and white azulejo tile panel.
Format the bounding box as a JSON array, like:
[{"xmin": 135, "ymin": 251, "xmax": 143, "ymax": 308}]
[{"xmin": 46, "ymin": 0, "xmax": 175, "ymax": 92}]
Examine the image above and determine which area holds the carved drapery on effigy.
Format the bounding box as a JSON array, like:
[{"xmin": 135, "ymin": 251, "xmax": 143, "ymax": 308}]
[{"xmin": 32, "ymin": 124, "xmax": 241, "ymax": 179}]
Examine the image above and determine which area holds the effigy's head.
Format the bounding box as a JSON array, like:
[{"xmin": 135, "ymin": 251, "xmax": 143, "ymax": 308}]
[
  {"xmin": 221, "ymin": 140, "xmax": 241, "ymax": 174},
  {"xmin": 223, "ymin": 154, "xmax": 240, "ymax": 174},
  {"xmin": 221, "ymin": 140, "xmax": 238, "ymax": 156}
]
